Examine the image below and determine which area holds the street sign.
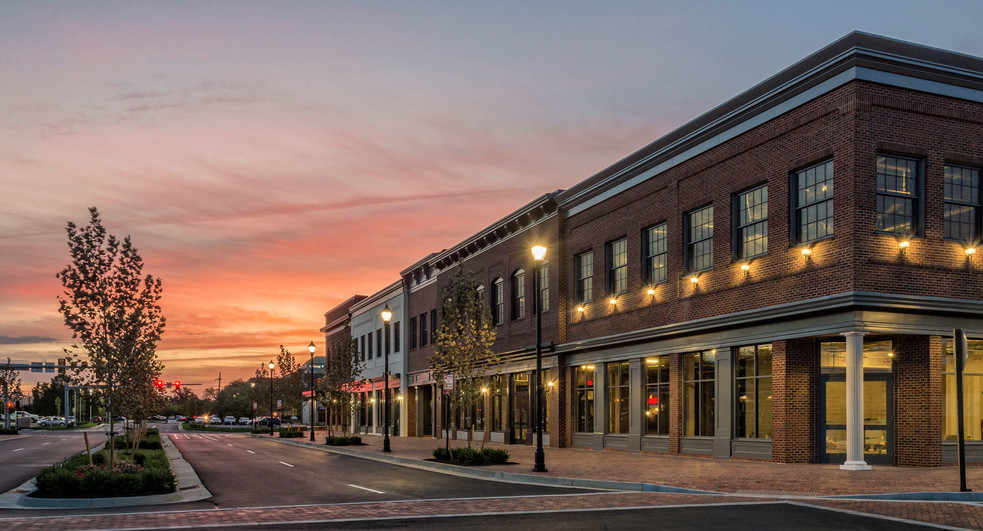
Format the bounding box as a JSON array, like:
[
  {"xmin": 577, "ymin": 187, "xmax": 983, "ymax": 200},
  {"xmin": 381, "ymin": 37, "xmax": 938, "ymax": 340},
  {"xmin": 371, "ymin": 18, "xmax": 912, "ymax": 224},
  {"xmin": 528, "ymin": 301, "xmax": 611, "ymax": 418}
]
[{"xmin": 443, "ymin": 374, "xmax": 454, "ymax": 395}]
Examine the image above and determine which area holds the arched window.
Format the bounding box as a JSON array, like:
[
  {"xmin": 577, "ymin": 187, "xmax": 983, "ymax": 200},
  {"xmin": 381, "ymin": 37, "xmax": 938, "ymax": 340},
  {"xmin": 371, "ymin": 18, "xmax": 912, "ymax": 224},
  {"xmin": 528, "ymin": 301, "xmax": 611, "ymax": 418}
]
[
  {"xmin": 492, "ymin": 278, "xmax": 504, "ymax": 325},
  {"xmin": 511, "ymin": 270, "xmax": 525, "ymax": 320}
]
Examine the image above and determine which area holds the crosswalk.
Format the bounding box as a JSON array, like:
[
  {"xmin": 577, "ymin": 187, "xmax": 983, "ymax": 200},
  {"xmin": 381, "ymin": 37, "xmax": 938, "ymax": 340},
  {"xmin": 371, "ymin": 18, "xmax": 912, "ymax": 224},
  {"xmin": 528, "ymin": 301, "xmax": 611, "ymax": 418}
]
[{"xmin": 169, "ymin": 433, "xmax": 242, "ymax": 440}]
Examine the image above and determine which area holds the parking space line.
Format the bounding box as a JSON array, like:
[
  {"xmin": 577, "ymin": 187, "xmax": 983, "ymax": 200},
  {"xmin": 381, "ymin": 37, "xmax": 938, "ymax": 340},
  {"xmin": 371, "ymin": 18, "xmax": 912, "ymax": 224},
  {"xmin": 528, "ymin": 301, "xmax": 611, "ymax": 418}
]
[
  {"xmin": 246, "ymin": 450, "xmax": 255, "ymax": 454},
  {"xmin": 13, "ymin": 448, "xmax": 24, "ymax": 452},
  {"xmin": 42, "ymin": 442, "xmax": 50, "ymax": 445},
  {"xmin": 279, "ymin": 461, "xmax": 294, "ymax": 468},
  {"xmin": 348, "ymin": 484, "xmax": 384, "ymax": 494},
  {"xmin": 226, "ymin": 443, "xmax": 233, "ymax": 447}
]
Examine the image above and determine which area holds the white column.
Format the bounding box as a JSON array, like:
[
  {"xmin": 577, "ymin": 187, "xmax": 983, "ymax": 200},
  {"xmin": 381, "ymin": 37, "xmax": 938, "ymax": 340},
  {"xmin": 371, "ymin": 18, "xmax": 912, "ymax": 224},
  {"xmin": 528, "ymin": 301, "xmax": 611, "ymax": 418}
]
[{"xmin": 840, "ymin": 331, "xmax": 871, "ymax": 470}]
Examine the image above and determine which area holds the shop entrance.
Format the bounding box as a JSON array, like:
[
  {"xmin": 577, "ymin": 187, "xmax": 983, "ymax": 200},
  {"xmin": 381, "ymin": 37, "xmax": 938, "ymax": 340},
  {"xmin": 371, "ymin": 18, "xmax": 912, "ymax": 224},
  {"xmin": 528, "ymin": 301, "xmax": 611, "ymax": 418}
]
[
  {"xmin": 511, "ymin": 372, "xmax": 530, "ymax": 444},
  {"xmin": 820, "ymin": 373, "xmax": 893, "ymax": 464}
]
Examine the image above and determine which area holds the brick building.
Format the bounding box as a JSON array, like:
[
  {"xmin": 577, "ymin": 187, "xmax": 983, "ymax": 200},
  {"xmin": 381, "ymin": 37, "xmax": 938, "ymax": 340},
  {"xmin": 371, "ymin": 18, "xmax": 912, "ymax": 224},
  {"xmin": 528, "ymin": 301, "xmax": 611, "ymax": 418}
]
[{"xmin": 323, "ymin": 32, "xmax": 983, "ymax": 467}]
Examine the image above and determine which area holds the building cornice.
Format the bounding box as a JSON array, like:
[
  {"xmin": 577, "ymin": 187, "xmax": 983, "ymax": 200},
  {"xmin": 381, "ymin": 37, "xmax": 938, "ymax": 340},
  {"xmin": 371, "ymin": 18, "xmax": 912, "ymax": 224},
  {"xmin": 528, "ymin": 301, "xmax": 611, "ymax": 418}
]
[{"xmin": 557, "ymin": 291, "xmax": 983, "ymax": 355}]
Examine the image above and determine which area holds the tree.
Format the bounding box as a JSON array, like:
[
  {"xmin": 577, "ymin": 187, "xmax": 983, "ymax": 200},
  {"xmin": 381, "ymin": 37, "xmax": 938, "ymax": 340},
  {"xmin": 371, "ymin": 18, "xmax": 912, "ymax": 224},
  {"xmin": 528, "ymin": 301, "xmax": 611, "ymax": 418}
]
[
  {"xmin": 320, "ymin": 328, "xmax": 363, "ymax": 436},
  {"xmin": 2, "ymin": 358, "xmax": 22, "ymax": 429},
  {"xmin": 276, "ymin": 346, "xmax": 303, "ymax": 417},
  {"xmin": 57, "ymin": 207, "xmax": 166, "ymax": 465},
  {"xmin": 430, "ymin": 267, "xmax": 499, "ymax": 449}
]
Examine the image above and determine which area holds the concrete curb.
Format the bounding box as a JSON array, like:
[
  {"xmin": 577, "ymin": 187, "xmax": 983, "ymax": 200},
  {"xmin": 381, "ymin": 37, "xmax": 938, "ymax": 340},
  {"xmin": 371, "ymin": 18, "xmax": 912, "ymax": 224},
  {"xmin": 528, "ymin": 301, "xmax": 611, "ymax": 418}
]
[
  {"xmin": 0, "ymin": 430, "xmax": 211, "ymax": 509},
  {"xmin": 256, "ymin": 435, "xmax": 715, "ymax": 495},
  {"xmin": 825, "ymin": 491, "xmax": 983, "ymax": 502}
]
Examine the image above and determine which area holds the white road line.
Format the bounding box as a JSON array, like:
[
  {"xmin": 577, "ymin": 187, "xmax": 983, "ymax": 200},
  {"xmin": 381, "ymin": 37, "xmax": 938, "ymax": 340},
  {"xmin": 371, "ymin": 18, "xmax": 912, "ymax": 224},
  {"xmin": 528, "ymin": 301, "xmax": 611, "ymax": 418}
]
[
  {"xmin": 226, "ymin": 443, "xmax": 233, "ymax": 447},
  {"xmin": 246, "ymin": 450, "xmax": 255, "ymax": 454},
  {"xmin": 347, "ymin": 483, "xmax": 384, "ymax": 494},
  {"xmin": 13, "ymin": 448, "xmax": 24, "ymax": 452},
  {"xmin": 278, "ymin": 461, "xmax": 294, "ymax": 468},
  {"xmin": 42, "ymin": 442, "xmax": 50, "ymax": 445}
]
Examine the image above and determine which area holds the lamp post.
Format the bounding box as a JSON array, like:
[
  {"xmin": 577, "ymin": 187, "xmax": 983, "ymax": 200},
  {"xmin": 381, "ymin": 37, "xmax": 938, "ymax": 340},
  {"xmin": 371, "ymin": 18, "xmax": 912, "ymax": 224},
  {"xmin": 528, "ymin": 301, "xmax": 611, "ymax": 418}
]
[
  {"xmin": 308, "ymin": 340, "xmax": 316, "ymax": 442},
  {"xmin": 268, "ymin": 360, "xmax": 276, "ymax": 436},
  {"xmin": 531, "ymin": 244, "xmax": 548, "ymax": 472},
  {"xmin": 381, "ymin": 304, "xmax": 393, "ymax": 452}
]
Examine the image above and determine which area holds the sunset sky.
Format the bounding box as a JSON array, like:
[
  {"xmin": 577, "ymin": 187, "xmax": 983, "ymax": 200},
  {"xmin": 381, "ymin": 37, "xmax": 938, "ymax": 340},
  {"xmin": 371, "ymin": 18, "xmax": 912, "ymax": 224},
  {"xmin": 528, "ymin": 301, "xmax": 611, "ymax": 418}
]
[{"xmin": 3, "ymin": 1, "xmax": 983, "ymax": 396}]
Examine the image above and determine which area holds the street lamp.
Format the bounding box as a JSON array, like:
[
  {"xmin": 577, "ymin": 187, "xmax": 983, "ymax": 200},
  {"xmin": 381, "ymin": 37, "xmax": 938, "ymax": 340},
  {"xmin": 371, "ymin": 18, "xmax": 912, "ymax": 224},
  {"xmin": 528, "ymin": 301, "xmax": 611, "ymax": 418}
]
[
  {"xmin": 268, "ymin": 360, "xmax": 276, "ymax": 436},
  {"xmin": 308, "ymin": 340, "xmax": 316, "ymax": 442},
  {"xmin": 531, "ymin": 244, "xmax": 548, "ymax": 472},
  {"xmin": 381, "ymin": 303, "xmax": 393, "ymax": 452}
]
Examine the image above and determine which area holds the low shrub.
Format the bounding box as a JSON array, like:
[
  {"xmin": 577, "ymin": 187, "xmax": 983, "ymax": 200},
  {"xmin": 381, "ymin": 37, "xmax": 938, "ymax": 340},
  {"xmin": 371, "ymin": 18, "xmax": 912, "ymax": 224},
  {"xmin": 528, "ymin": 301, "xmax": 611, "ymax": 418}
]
[
  {"xmin": 325, "ymin": 435, "xmax": 362, "ymax": 445},
  {"xmin": 278, "ymin": 427, "xmax": 305, "ymax": 438},
  {"xmin": 432, "ymin": 446, "xmax": 509, "ymax": 466},
  {"xmin": 0, "ymin": 428, "xmax": 17, "ymax": 435}
]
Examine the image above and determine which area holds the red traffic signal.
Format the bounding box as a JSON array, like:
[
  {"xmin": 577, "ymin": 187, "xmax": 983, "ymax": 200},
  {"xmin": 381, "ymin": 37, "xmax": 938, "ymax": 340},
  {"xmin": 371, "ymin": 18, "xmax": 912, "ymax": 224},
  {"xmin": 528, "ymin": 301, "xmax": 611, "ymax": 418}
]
[
  {"xmin": 154, "ymin": 378, "xmax": 164, "ymax": 390},
  {"xmin": 174, "ymin": 381, "xmax": 181, "ymax": 391}
]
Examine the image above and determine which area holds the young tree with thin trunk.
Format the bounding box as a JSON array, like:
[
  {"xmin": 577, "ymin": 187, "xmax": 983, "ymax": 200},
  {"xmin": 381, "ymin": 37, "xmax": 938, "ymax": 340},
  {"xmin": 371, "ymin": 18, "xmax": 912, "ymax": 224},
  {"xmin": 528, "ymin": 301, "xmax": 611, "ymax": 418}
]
[
  {"xmin": 430, "ymin": 267, "xmax": 498, "ymax": 450},
  {"xmin": 320, "ymin": 328, "xmax": 362, "ymax": 437},
  {"xmin": 276, "ymin": 345, "xmax": 303, "ymax": 418},
  {"xmin": 1, "ymin": 358, "xmax": 22, "ymax": 430},
  {"xmin": 57, "ymin": 207, "xmax": 165, "ymax": 466}
]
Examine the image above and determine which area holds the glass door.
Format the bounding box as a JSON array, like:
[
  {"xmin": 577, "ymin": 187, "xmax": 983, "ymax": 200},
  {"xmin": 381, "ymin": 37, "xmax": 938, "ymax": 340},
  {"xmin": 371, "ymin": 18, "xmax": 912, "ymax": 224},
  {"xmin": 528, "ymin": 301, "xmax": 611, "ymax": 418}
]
[
  {"xmin": 820, "ymin": 373, "xmax": 893, "ymax": 465},
  {"xmin": 511, "ymin": 372, "xmax": 530, "ymax": 444}
]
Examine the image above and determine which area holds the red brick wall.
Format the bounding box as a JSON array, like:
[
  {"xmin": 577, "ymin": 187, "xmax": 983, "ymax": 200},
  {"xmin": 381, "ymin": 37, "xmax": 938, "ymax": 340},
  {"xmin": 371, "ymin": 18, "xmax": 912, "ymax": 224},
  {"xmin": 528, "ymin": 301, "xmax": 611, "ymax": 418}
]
[
  {"xmin": 771, "ymin": 338, "xmax": 819, "ymax": 463},
  {"xmin": 894, "ymin": 335, "xmax": 943, "ymax": 466},
  {"xmin": 668, "ymin": 352, "xmax": 682, "ymax": 455}
]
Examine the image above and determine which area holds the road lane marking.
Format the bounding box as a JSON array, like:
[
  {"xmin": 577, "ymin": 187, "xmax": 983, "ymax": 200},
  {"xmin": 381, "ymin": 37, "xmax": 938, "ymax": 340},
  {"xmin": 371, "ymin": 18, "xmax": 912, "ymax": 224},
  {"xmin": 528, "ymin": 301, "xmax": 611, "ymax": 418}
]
[
  {"xmin": 227, "ymin": 443, "xmax": 233, "ymax": 447},
  {"xmin": 42, "ymin": 442, "xmax": 50, "ymax": 445},
  {"xmin": 246, "ymin": 450, "xmax": 255, "ymax": 454},
  {"xmin": 13, "ymin": 448, "xmax": 24, "ymax": 452},
  {"xmin": 278, "ymin": 461, "xmax": 294, "ymax": 468},
  {"xmin": 348, "ymin": 484, "xmax": 384, "ymax": 494}
]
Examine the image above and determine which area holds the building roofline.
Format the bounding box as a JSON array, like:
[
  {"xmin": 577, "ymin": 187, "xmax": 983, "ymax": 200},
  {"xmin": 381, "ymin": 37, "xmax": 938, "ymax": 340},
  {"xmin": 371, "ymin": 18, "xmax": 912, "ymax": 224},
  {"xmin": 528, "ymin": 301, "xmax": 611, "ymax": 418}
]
[
  {"xmin": 557, "ymin": 31, "xmax": 983, "ymax": 211},
  {"xmin": 399, "ymin": 190, "xmax": 562, "ymax": 279},
  {"xmin": 350, "ymin": 280, "xmax": 403, "ymax": 314}
]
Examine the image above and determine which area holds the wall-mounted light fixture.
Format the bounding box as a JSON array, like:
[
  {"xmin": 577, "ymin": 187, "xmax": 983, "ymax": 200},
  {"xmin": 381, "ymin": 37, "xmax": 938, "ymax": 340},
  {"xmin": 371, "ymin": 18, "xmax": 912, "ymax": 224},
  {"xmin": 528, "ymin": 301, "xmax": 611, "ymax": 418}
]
[
  {"xmin": 966, "ymin": 247, "xmax": 977, "ymax": 256},
  {"xmin": 801, "ymin": 248, "xmax": 812, "ymax": 257},
  {"xmin": 690, "ymin": 275, "xmax": 699, "ymax": 284},
  {"xmin": 899, "ymin": 240, "xmax": 910, "ymax": 250},
  {"xmin": 647, "ymin": 287, "xmax": 655, "ymax": 295},
  {"xmin": 609, "ymin": 297, "xmax": 617, "ymax": 305},
  {"xmin": 577, "ymin": 305, "xmax": 585, "ymax": 313}
]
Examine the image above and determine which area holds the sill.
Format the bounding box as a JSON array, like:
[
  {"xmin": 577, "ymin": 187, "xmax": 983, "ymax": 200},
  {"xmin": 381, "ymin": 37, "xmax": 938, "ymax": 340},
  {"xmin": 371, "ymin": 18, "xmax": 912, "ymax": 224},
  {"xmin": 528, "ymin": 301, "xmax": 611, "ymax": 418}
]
[{"xmin": 791, "ymin": 234, "xmax": 834, "ymax": 248}]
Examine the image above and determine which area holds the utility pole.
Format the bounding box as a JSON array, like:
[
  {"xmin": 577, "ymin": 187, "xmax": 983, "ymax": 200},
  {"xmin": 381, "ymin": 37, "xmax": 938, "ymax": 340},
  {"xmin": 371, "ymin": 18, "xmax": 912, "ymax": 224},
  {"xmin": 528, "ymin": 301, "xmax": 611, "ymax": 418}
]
[{"xmin": 217, "ymin": 372, "xmax": 222, "ymax": 396}]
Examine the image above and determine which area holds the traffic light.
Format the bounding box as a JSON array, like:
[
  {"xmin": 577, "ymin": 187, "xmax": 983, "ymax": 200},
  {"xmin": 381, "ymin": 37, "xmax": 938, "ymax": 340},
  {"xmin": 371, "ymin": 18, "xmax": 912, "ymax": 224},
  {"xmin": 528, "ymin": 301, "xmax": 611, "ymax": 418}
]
[
  {"xmin": 174, "ymin": 381, "xmax": 181, "ymax": 391},
  {"xmin": 155, "ymin": 378, "xmax": 164, "ymax": 391},
  {"xmin": 5, "ymin": 401, "xmax": 12, "ymax": 411}
]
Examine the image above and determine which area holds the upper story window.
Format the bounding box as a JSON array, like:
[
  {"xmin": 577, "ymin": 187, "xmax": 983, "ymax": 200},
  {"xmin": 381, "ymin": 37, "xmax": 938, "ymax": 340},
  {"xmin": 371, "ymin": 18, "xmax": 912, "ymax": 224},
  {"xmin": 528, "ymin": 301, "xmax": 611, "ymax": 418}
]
[
  {"xmin": 539, "ymin": 261, "xmax": 549, "ymax": 313},
  {"xmin": 419, "ymin": 312, "xmax": 428, "ymax": 347},
  {"xmin": 876, "ymin": 155, "xmax": 921, "ymax": 235},
  {"xmin": 606, "ymin": 238, "xmax": 628, "ymax": 295},
  {"xmin": 376, "ymin": 328, "xmax": 383, "ymax": 356},
  {"xmin": 409, "ymin": 317, "xmax": 417, "ymax": 349},
  {"xmin": 492, "ymin": 278, "xmax": 504, "ymax": 325},
  {"xmin": 360, "ymin": 335, "xmax": 366, "ymax": 361},
  {"xmin": 393, "ymin": 322, "xmax": 401, "ymax": 353},
  {"xmin": 643, "ymin": 223, "xmax": 667, "ymax": 285},
  {"xmin": 575, "ymin": 251, "xmax": 593, "ymax": 303},
  {"xmin": 944, "ymin": 164, "xmax": 981, "ymax": 242},
  {"xmin": 511, "ymin": 270, "xmax": 525, "ymax": 320},
  {"xmin": 367, "ymin": 332, "xmax": 373, "ymax": 360},
  {"xmin": 735, "ymin": 185, "xmax": 768, "ymax": 259},
  {"xmin": 430, "ymin": 309, "xmax": 437, "ymax": 341},
  {"xmin": 794, "ymin": 159, "xmax": 834, "ymax": 244},
  {"xmin": 685, "ymin": 205, "xmax": 713, "ymax": 273}
]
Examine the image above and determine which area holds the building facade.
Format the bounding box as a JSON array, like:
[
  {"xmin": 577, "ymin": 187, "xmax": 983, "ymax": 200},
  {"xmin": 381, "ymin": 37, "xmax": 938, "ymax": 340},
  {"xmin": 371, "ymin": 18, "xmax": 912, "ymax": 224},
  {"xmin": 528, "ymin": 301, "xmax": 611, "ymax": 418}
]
[{"xmin": 323, "ymin": 32, "xmax": 983, "ymax": 467}]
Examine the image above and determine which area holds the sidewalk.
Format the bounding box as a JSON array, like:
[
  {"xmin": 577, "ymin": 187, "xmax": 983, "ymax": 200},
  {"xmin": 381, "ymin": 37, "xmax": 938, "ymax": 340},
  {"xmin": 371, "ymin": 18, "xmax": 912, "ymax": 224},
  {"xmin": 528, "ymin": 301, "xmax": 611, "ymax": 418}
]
[{"xmin": 263, "ymin": 429, "xmax": 983, "ymax": 498}]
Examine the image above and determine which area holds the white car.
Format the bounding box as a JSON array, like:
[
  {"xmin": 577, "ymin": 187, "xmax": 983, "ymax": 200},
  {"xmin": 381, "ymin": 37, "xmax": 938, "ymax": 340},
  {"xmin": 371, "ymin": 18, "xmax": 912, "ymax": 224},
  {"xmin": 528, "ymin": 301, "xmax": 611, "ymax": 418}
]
[
  {"xmin": 224, "ymin": 416, "xmax": 236, "ymax": 425},
  {"xmin": 239, "ymin": 417, "xmax": 251, "ymax": 425},
  {"xmin": 208, "ymin": 415, "xmax": 222, "ymax": 425}
]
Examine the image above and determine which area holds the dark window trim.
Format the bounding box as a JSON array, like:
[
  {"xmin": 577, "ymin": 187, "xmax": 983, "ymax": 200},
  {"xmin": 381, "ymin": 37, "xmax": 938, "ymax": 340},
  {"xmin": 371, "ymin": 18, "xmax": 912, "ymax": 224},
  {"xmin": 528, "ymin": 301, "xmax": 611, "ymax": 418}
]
[
  {"xmin": 642, "ymin": 222, "xmax": 669, "ymax": 285},
  {"xmin": 605, "ymin": 236, "xmax": 628, "ymax": 296},
  {"xmin": 732, "ymin": 183, "xmax": 769, "ymax": 261},
  {"xmin": 874, "ymin": 153, "xmax": 924, "ymax": 238},
  {"xmin": 790, "ymin": 158, "xmax": 834, "ymax": 246},
  {"xmin": 684, "ymin": 204, "xmax": 714, "ymax": 274},
  {"xmin": 943, "ymin": 162, "xmax": 983, "ymax": 243}
]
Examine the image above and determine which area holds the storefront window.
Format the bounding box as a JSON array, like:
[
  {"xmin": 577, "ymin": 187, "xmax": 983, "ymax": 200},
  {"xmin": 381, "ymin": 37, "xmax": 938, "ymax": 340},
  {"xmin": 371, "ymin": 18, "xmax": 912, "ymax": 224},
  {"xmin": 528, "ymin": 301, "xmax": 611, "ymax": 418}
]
[
  {"xmin": 607, "ymin": 361, "xmax": 630, "ymax": 434},
  {"xmin": 645, "ymin": 356, "xmax": 669, "ymax": 435},
  {"xmin": 943, "ymin": 339, "xmax": 983, "ymax": 441},
  {"xmin": 490, "ymin": 374, "xmax": 507, "ymax": 431},
  {"xmin": 820, "ymin": 340, "xmax": 894, "ymax": 371},
  {"xmin": 575, "ymin": 365, "xmax": 595, "ymax": 433},
  {"xmin": 684, "ymin": 350, "xmax": 715, "ymax": 437},
  {"xmin": 735, "ymin": 344, "xmax": 772, "ymax": 439}
]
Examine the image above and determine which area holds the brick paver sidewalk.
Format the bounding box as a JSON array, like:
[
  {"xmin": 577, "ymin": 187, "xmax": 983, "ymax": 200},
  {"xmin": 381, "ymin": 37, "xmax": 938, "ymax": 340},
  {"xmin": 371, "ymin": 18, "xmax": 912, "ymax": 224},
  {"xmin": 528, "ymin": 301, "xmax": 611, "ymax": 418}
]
[{"xmin": 280, "ymin": 429, "xmax": 983, "ymax": 497}]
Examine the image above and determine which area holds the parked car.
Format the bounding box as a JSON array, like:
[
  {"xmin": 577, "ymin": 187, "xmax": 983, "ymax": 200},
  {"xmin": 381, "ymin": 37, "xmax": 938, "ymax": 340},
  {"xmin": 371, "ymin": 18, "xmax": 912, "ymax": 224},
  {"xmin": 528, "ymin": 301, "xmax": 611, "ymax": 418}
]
[
  {"xmin": 253, "ymin": 417, "xmax": 281, "ymax": 428},
  {"xmin": 208, "ymin": 415, "xmax": 222, "ymax": 425},
  {"xmin": 192, "ymin": 416, "xmax": 206, "ymax": 424},
  {"xmin": 224, "ymin": 415, "xmax": 236, "ymax": 425},
  {"xmin": 238, "ymin": 417, "xmax": 251, "ymax": 425},
  {"xmin": 66, "ymin": 416, "xmax": 76, "ymax": 427},
  {"xmin": 39, "ymin": 416, "xmax": 66, "ymax": 427}
]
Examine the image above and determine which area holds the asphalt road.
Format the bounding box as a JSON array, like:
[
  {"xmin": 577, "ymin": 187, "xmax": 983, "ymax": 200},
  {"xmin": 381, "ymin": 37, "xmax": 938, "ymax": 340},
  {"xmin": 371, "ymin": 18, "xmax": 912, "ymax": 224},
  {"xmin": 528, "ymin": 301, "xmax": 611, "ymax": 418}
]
[
  {"xmin": 0, "ymin": 427, "xmax": 108, "ymax": 492},
  {"xmin": 164, "ymin": 423, "xmax": 587, "ymax": 507}
]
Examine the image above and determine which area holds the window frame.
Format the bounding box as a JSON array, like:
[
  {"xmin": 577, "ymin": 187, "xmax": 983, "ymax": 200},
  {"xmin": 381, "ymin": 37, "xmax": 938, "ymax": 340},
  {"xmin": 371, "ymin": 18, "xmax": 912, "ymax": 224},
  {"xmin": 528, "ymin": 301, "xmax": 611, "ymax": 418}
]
[
  {"xmin": 642, "ymin": 222, "xmax": 668, "ymax": 285},
  {"xmin": 409, "ymin": 317, "xmax": 417, "ymax": 349},
  {"xmin": 575, "ymin": 366, "xmax": 595, "ymax": 433},
  {"xmin": 645, "ymin": 356, "xmax": 670, "ymax": 436},
  {"xmin": 575, "ymin": 250, "xmax": 593, "ymax": 304},
  {"xmin": 875, "ymin": 154, "xmax": 924, "ymax": 237},
  {"xmin": 944, "ymin": 163, "xmax": 982, "ymax": 243},
  {"xmin": 734, "ymin": 344, "xmax": 772, "ymax": 440},
  {"xmin": 733, "ymin": 184, "xmax": 768, "ymax": 260},
  {"xmin": 393, "ymin": 322, "xmax": 401, "ymax": 353},
  {"xmin": 791, "ymin": 159, "xmax": 834, "ymax": 245},
  {"xmin": 684, "ymin": 350, "xmax": 715, "ymax": 437},
  {"xmin": 685, "ymin": 205, "xmax": 714, "ymax": 274},
  {"xmin": 419, "ymin": 312, "xmax": 428, "ymax": 347},
  {"xmin": 606, "ymin": 237, "xmax": 628, "ymax": 295},
  {"xmin": 511, "ymin": 270, "xmax": 525, "ymax": 320},
  {"xmin": 606, "ymin": 361, "xmax": 630, "ymax": 434},
  {"xmin": 538, "ymin": 261, "xmax": 550, "ymax": 313},
  {"xmin": 492, "ymin": 278, "xmax": 505, "ymax": 325}
]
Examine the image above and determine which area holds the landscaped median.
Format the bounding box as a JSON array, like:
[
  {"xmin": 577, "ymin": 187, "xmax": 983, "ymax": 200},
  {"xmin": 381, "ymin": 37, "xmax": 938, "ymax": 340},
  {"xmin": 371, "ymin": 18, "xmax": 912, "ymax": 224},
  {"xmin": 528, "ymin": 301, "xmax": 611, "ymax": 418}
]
[{"xmin": 33, "ymin": 428, "xmax": 175, "ymax": 498}]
